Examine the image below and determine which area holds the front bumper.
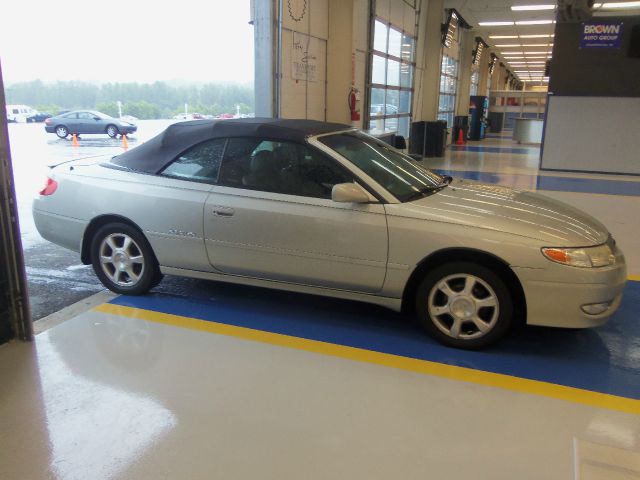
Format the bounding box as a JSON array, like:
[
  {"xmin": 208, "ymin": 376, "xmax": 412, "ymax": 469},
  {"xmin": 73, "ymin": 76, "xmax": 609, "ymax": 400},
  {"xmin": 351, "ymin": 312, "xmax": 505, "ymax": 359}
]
[
  {"xmin": 513, "ymin": 250, "xmax": 627, "ymax": 328},
  {"xmin": 120, "ymin": 125, "xmax": 137, "ymax": 134},
  {"xmin": 44, "ymin": 125, "xmax": 55, "ymax": 133}
]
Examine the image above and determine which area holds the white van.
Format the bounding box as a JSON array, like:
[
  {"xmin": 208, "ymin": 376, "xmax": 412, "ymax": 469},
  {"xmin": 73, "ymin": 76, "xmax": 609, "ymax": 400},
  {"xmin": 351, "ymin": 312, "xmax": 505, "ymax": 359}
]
[{"xmin": 6, "ymin": 105, "xmax": 36, "ymax": 123}]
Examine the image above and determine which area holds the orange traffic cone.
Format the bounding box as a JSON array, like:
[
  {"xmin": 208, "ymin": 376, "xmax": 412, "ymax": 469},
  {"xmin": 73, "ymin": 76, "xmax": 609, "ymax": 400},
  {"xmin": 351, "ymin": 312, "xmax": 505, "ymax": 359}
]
[
  {"xmin": 456, "ymin": 128, "xmax": 465, "ymax": 145},
  {"xmin": 122, "ymin": 134, "xmax": 128, "ymax": 150},
  {"xmin": 72, "ymin": 133, "xmax": 79, "ymax": 147}
]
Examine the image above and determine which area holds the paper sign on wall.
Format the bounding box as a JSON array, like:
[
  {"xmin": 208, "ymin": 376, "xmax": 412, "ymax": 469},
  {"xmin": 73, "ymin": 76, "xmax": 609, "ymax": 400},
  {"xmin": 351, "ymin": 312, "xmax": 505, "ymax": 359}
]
[
  {"xmin": 580, "ymin": 22, "xmax": 624, "ymax": 49},
  {"xmin": 292, "ymin": 32, "xmax": 318, "ymax": 82}
]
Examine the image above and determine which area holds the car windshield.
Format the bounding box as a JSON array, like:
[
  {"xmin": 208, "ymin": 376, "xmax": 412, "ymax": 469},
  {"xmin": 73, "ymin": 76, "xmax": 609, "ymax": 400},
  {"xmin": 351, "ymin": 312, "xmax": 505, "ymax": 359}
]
[{"xmin": 319, "ymin": 131, "xmax": 447, "ymax": 202}]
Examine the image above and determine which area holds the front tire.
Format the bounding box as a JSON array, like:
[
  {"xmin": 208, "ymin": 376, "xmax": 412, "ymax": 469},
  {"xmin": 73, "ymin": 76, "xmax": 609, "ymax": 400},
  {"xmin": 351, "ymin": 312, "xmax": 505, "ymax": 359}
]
[
  {"xmin": 415, "ymin": 261, "xmax": 513, "ymax": 349},
  {"xmin": 90, "ymin": 222, "xmax": 160, "ymax": 295},
  {"xmin": 106, "ymin": 124, "xmax": 119, "ymax": 138},
  {"xmin": 55, "ymin": 125, "xmax": 69, "ymax": 138}
]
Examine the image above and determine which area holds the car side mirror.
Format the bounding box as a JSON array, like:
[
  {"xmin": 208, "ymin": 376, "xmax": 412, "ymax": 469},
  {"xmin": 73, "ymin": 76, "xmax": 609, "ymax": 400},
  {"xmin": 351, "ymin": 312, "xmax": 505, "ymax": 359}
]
[
  {"xmin": 331, "ymin": 183, "xmax": 371, "ymax": 204},
  {"xmin": 94, "ymin": 116, "xmax": 101, "ymax": 120},
  {"xmin": 394, "ymin": 135, "xmax": 407, "ymax": 150}
]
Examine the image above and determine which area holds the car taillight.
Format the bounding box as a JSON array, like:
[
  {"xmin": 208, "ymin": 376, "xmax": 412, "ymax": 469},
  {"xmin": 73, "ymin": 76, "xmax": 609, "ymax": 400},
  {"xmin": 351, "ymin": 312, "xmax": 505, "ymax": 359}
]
[{"xmin": 39, "ymin": 177, "xmax": 58, "ymax": 196}]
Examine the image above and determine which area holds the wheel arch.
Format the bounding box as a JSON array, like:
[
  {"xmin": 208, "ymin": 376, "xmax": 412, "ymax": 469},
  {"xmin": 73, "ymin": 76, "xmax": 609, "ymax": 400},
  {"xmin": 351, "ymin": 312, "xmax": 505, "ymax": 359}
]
[
  {"xmin": 81, "ymin": 214, "xmax": 148, "ymax": 264},
  {"xmin": 401, "ymin": 247, "xmax": 527, "ymax": 325}
]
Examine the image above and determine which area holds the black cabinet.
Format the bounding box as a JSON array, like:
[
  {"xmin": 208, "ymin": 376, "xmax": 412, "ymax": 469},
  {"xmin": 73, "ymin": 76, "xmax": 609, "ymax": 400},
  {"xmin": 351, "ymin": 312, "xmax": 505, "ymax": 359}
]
[{"xmin": 409, "ymin": 120, "xmax": 448, "ymax": 157}]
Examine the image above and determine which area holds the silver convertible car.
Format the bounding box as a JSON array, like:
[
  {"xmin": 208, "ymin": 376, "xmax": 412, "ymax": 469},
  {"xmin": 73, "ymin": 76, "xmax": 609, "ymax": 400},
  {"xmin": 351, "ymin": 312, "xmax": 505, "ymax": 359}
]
[{"xmin": 33, "ymin": 119, "xmax": 627, "ymax": 348}]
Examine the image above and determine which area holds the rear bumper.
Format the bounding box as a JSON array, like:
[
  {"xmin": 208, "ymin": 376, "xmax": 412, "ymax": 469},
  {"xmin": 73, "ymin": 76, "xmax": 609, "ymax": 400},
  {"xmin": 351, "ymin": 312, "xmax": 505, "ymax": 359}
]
[
  {"xmin": 513, "ymin": 257, "xmax": 627, "ymax": 328},
  {"xmin": 32, "ymin": 205, "xmax": 87, "ymax": 253}
]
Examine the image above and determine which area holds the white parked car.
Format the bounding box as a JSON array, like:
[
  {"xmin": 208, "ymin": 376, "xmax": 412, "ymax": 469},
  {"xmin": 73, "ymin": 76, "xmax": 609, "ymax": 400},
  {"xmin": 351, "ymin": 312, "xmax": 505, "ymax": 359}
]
[
  {"xmin": 6, "ymin": 104, "xmax": 36, "ymax": 123},
  {"xmin": 33, "ymin": 119, "xmax": 627, "ymax": 348}
]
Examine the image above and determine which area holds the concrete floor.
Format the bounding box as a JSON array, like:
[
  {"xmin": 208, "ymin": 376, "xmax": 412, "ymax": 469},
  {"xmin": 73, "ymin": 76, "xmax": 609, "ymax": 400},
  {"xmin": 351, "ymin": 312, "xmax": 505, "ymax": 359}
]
[{"xmin": 2, "ymin": 131, "xmax": 640, "ymax": 479}]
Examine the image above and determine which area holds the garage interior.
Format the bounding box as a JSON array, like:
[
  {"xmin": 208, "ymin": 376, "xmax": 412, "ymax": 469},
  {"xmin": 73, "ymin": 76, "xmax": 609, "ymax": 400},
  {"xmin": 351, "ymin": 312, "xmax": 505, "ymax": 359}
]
[{"xmin": 2, "ymin": 1, "xmax": 640, "ymax": 479}]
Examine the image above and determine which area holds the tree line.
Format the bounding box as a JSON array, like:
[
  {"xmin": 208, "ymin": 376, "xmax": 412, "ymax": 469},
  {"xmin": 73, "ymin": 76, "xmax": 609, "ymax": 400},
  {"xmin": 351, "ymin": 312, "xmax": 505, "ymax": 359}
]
[{"xmin": 5, "ymin": 80, "xmax": 254, "ymax": 119}]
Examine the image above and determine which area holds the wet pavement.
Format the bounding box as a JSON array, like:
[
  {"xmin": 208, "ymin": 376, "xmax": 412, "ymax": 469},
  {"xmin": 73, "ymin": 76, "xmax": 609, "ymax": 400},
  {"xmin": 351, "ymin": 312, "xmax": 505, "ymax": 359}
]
[{"xmin": 7, "ymin": 120, "xmax": 205, "ymax": 320}]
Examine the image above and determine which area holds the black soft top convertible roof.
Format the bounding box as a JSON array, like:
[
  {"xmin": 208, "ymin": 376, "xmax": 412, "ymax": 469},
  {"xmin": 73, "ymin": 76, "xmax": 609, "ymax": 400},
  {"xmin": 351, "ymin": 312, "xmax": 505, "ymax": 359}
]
[{"xmin": 110, "ymin": 117, "xmax": 352, "ymax": 174}]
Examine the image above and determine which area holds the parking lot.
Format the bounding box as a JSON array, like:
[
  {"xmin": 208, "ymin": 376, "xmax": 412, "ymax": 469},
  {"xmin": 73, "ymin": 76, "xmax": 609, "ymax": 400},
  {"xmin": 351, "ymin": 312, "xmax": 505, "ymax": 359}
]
[{"xmin": 8, "ymin": 120, "xmax": 205, "ymax": 319}]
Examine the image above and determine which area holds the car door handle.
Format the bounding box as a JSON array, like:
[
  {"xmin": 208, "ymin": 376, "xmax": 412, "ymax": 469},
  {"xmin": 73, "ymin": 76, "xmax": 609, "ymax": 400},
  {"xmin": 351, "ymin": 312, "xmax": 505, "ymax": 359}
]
[{"xmin": 212, "ymin": 206, "xmax": 235, "ymax": 217}]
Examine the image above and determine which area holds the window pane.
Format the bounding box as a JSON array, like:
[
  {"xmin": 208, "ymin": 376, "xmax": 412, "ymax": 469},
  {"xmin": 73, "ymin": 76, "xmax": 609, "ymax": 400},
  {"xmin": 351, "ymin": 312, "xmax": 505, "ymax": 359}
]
[
  {"xmin": 162, "ymin": 138, "xmax": 225, "ymax": 183},
  {"xmin": 398, "ymin": 90, "xmax": 411, "ymax": 114},
  {"xmin": 388, "ymin": 27, "xmax": 402, "ymax": 58},
  {"xmin": 370, "ymin": 88, "xmax": 386, "ymax": 116},
  {"xmin": 387, "ymin": 59, "xmax": 400, "ymax": 87},
  {"xmin": 400, "ymin": 64, "xmax": 413, "ymax": 88},
  {"xmin": 384, "ymin": 90, "xmax": 399, "ymax": 115},
  {"xmin": 289, "ymin": 149, "xmax": 353, "ymax": 199},
  {"xmin": 401, "ymin": 34, "xmax": 414, "ymax": 62},
  {"xmin": 398, "ymin": 116, "xmax": 410, "ymax": 138},
  {"xmin": 372, "ymin": 54, "xmax": 386, "ymax": 85},
  {"xmin": 384, "ymin": 117, "xmax": 398, "ymax": 132},
  {"xmin": 219, "ymin": 138, "xmax": 351, "ymax": 199},
  {"xmin": 320, "ymin": 132, "xmax": 445, "ymax": 202},
  {"xmin": 373, "ymin": 20, "xmax": 387, "ymax": 53}
]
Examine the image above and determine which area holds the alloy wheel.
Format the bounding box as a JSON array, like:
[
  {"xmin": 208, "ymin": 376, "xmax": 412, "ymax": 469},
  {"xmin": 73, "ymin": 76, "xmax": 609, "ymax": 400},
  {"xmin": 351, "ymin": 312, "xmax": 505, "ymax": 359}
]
[
  {"xmin": 427, "ymin": 273, "xmax": 499, "ymax": 340},
  {"xmin": 98, "ymin": 233, "xmax": 145, "ymax": 287}
]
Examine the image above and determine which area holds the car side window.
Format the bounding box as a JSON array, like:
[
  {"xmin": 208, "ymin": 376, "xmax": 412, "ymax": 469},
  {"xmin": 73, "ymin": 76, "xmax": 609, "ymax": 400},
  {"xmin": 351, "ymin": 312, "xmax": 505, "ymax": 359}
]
[
  {"xmin": 218, "ymin": 138, "xmax": 353, "ymax": 199},
  {"xmin": 78, "ymin": 112, "xmax": 93, "ymax": 119},
  {"xmin": 160, "ymin": 138, "xmax": 226, "ymax": 184}
]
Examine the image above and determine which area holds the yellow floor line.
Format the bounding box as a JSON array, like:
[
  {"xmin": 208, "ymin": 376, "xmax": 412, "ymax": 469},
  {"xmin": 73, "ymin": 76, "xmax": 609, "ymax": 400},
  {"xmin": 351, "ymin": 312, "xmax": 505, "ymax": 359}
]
[
  {"xmin": 629, "ymin": 274, "xmax": 640, "ymax": 282},
  {"xmin": 94, "ymin": 303, "xmax": 640, "ymax": 416}
]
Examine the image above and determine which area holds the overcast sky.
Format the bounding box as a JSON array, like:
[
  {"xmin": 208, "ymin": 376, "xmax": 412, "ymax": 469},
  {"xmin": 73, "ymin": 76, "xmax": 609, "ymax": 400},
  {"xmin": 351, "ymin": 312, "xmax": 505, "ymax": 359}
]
[{"xmin": 0, "ymin": 0, "xmax": 254, "ymax": 85}]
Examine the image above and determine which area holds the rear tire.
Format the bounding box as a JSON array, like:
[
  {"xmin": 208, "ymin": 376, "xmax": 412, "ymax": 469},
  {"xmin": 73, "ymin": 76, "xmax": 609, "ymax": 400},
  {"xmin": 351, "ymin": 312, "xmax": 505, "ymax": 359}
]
[
  {"xmin": 55, "ymin": 125, "xmax": 69, "ymax": 138},
  {"xmin": 90, "ymin": 222, "xmax": 160, "ymax": 295},
  {"xmin": 106, "ymin": 124, "xmax": 119, "ymax": 138},
  {"xmin": 415, "ymin": 261, "xmax": 513, "ymax": 349}
]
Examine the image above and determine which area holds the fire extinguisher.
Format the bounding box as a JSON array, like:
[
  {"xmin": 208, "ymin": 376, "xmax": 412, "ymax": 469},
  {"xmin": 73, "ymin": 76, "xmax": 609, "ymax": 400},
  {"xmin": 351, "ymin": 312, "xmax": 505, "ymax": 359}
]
[{"xmin": 348, "ymin": 86, "xmax": 360, "ymax": 122}]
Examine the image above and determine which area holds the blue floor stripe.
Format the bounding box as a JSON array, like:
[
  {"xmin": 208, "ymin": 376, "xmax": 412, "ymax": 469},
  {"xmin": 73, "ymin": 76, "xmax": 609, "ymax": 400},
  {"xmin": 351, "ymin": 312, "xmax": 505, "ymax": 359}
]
[
  {"xmin": 435, "ymin": 169, "xmax": 640, "ymax": 196},
  {"xmin": 484, "ymin": 133, "xmax": 511, "ymax": 139},
  {"xmin": 110, "ymin": 280, "xmax": 640, "ymax": 400},
  {"xmin": 449, "ymin": 145, "xmax": 538, "ymax": 154}
]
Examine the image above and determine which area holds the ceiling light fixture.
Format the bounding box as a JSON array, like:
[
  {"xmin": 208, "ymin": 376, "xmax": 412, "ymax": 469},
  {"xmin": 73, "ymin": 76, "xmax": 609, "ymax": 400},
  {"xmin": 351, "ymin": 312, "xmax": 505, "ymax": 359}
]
[
  {"xmin": 511, "ymin": 4, "xmax": 556, "ymax": 10},
  {"xmin": 595, "ymin": 2, "xmax": 640, "ymax": 8},
  {"xmin": 501, "ymin": 51, "xmax": 524, "ymax": 54},
  {"xmin": 515, "ymin": 20, "xmax": 555, "ymax": 25},
  {"xmin": 489, "ymin": 35, "xmax": 518, "ymax": 39},
  {"xmin": 479, "ymin": 21, "xmax": 515, "ymax": 26},
  {"xmin": 494, "ymin": 44, "xmax": 522, "ymax": 47},
  {"xmin": 520, "ymin": 34, "xmax": 554, "ymax": 38}
]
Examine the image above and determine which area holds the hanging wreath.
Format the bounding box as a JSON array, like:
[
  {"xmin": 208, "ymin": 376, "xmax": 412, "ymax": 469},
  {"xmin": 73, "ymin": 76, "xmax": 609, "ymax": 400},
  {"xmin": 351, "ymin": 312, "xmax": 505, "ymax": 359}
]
[{"xmin": 287, "ymin": 0, "xmax": 307, "ymax": 22}]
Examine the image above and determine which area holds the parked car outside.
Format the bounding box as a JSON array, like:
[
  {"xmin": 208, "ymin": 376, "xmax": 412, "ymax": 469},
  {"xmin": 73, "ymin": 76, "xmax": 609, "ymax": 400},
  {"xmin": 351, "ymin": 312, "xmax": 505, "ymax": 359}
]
[
  {"xmin": 32, "ymin": 119, "xmax": 627, "ymax": 349},
  {"xmin": 44, "ymin": 110, "xmax": 137, "ymax": 138},
  {"xmin": 173, "ymin": 113, "xmax": 205, "ymax": 121},
  {"xmin": 6, "ymin": 104, "xmax": 36, "ymax": 123},
  {"xmin": 27, "ymin": 111, "xmax": 53, "ymax": 123}
]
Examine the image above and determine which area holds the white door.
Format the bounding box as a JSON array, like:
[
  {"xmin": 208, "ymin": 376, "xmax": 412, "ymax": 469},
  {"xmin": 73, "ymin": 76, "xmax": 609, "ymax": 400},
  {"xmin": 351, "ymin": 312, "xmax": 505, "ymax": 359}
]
[{"xmin": 204, "ymin": 138, "xmax": 388, "ymax": 293}]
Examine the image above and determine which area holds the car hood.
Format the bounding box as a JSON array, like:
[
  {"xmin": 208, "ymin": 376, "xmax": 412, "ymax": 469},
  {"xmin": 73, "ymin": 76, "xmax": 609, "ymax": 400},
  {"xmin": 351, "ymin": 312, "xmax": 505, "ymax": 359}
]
[{"xmin": 396, "ymin": 178, "xmax": 609, "ymax": 246}]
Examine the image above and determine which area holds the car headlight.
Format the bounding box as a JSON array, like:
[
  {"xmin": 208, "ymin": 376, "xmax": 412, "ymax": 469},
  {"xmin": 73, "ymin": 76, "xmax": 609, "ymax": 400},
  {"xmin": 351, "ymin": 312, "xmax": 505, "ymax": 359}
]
[{"xmin": 541, "ymin": 244, "xmax": 615, "ymax": 268}]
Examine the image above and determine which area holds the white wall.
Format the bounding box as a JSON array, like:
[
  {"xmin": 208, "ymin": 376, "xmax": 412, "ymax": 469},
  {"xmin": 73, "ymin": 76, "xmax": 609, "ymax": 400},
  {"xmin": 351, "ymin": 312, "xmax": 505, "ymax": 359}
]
[{"xmin": 541, "ymin": 96, "xmax": 640, "ymax": 174}]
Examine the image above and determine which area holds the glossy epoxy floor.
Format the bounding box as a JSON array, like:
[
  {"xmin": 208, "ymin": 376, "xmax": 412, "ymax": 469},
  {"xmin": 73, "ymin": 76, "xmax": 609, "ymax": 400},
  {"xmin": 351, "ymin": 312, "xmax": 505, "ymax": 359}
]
[{"xmin": 2, "ymin": 133, "xmax": 640, "ymax": 480}]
